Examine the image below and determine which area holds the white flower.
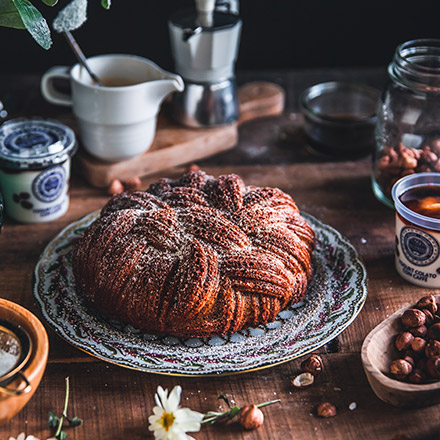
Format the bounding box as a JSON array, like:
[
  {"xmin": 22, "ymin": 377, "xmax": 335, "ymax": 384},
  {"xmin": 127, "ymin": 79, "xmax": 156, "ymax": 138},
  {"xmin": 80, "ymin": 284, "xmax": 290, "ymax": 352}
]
[
  {"xmin": 148, "ymin": 385, "xmax": 203, "ymax": 440},
  {"xmin": 9, "ymin": 434, "xmax": 40, "ymax": 440}
]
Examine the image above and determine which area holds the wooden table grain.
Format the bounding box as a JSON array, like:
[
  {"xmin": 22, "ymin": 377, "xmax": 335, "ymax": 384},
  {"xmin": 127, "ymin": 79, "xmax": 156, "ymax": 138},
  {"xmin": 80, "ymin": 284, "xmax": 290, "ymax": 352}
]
[{"xmin": 1, "ymin": 69, "xmax": 439, "ymax": 440}]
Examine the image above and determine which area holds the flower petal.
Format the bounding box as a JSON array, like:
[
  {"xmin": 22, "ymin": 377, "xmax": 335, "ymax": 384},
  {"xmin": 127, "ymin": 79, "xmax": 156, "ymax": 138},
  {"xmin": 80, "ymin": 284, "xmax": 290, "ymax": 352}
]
[
  {"xmin": 174, "ymin": 408, "xmax": 203, "ymax": 432},
  {"xmin": 167, "ymin": 425, "xmax": 197, "ymax": 440},
  {"xmin": 156, "ymin": 386, "xmax": 168, "ymax": 409},
  {"xmin": 153, "ymin": 406, "xmax": 165, "ymax": 416},
  {"xmin": 148, "ymin": 413, "xmax": 161, "ymax": 427},
  {"xmin": 166, "ymin": 385, "xmax": 182, "ymax": 412},
  {"xmin": 153, "ymin": 428, "xmax": 167, "ymax": 440}
]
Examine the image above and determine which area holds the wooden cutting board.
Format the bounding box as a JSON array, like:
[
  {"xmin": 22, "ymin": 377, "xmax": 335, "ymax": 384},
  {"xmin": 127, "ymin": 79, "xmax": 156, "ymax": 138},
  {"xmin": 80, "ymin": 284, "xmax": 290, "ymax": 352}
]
[{"xmin": 77, "ymin": 81, "xmax": 285, "ymax": 188}]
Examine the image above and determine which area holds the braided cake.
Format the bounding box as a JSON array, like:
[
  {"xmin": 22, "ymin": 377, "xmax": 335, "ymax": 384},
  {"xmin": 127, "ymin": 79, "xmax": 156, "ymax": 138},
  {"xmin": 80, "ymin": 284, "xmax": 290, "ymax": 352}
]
[{"xmin": 72, "ymin": 170, "xmax": 315, "ymax": 338}]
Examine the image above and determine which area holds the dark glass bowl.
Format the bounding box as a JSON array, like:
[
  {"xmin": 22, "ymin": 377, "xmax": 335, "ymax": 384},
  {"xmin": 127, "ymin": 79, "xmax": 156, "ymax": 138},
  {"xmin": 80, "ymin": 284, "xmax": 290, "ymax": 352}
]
[{"xmin": 299, "ymin": 82, "xmax": 380, "ymax": 157}]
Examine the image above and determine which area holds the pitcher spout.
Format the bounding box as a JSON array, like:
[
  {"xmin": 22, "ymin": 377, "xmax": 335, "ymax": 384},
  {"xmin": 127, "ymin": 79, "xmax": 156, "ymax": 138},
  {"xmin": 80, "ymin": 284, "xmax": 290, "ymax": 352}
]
[
  {"xmin": 161, "ymin": 73, "xmax": 185, "ymax": 96},
  {"xmin": 149, "ymin": 70, "xmax": 184, "ymax": 104}
]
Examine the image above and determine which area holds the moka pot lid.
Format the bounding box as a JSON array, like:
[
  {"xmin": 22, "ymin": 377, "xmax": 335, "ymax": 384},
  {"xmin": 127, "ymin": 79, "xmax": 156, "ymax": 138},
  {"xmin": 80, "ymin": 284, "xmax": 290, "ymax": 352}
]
[{"xmin": 169, "ymin": 9, "xmax": 240, "ymax": 32}]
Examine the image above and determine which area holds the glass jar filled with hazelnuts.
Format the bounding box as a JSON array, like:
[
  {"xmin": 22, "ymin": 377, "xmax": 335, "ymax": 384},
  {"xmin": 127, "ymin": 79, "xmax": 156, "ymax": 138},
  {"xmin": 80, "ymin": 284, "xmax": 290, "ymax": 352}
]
[{"xmin": 373, "ymin": 39, "xmax": 440, "ymax": 207}]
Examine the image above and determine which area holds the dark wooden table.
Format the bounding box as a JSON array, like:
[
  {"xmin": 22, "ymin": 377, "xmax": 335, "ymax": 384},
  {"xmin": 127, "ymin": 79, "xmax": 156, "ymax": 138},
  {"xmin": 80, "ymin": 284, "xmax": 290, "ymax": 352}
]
[{"xmin": 1, "ymin": 68, "xmax": 439, "ymax": 440}]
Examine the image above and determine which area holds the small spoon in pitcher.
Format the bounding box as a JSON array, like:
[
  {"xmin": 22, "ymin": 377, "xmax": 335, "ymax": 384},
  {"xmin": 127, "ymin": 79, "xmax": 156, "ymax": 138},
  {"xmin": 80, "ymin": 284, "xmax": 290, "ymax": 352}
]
[
  {"xmin": 63, "ymin": 31, "xmax": 102, "ymax": 86},
  {"xmin": 52, "ymin": 0, "xmax": 103, "ymax": 86}
]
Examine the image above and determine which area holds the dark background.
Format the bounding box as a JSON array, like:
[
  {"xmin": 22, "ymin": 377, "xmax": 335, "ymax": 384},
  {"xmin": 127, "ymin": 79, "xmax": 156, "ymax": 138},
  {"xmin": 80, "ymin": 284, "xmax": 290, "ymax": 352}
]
[{"xmin": 2, "ymin": 0, "xmax": 440, "ymax": 75}]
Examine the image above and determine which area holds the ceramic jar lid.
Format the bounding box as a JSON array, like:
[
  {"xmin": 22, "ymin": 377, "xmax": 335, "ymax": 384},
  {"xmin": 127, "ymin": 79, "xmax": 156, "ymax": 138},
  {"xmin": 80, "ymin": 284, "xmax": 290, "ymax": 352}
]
[{"xmin": 0, "ymin": 118, "xmax": 77, "ymax": 170}]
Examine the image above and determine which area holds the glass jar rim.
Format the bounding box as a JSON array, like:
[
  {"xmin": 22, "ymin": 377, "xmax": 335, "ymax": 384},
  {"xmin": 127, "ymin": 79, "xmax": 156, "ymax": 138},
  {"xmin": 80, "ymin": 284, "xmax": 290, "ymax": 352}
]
[{"xmin": 389, "ymin": 39, "xmax": 440, "ymax": 92}]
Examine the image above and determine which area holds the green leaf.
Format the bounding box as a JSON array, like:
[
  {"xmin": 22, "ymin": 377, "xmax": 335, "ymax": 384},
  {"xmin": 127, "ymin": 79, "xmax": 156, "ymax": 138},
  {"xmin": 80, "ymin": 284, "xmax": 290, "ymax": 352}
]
[
  {"xmin": 101, "ymin": 0, "xmax": 109, "ymax": 8},
  {"xmin": 69, "ymin": 416, "xmax": 83, "ymax": 427},
  {"xmin": 41, "ymin": 0, "xmax": 58, "ymax": 5},
  {"xmin": 52, "ymin": 0, "xmax": 87, "ymax": 33},
  {"xmin": 48, "ymin": 410, "xmax": 60, "ymax": 429},
  {"xmin": 228, "ymin": 406, "xmax": 240, "ymax": 419},
  {"xmin": 0, "ymin": 0, "xmax": 25, "ymax": 29},
  {"xmin": 12, "ymin": 0, "xmax": 52, "ymax": 48},
  {"xmin": 58, "ymin": 431, "xmax": 68, "ymax": 440},
  {"xmin": 218, "ymin": 394, "xmax": 232, "ymax": 409}
]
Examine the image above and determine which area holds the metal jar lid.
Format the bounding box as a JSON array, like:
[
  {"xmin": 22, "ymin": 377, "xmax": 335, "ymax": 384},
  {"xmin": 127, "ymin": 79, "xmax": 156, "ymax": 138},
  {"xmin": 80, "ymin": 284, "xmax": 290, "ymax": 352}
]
[{"xmin": 0, "ymin": 118, "xmax": 77, "ymax": 170}]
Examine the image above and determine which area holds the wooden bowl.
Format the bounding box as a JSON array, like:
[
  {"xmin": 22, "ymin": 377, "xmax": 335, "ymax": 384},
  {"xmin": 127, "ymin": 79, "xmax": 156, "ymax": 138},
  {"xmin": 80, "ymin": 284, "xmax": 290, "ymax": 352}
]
[
  {"xmin": 0, "ymin": 299, "xmax": 49, "ymax": 425},
  {"xmin": 361, "ymin": 295, "xmax": 440, "ymax": 408}
]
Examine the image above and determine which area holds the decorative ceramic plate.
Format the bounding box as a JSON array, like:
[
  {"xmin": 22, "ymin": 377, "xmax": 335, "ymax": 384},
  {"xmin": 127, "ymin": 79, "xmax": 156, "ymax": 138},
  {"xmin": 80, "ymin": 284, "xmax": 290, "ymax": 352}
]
[{"xmin": 33, "ymin": 211, "xmax": 367, "ymax": 376}]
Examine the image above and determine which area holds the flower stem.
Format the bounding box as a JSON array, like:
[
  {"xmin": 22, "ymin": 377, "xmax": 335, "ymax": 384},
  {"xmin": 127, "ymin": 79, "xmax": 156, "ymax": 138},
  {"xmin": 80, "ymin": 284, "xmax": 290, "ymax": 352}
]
[
  {"xmin": 55, "ymin": 377, "xmax": 70, "ymax": 438},
  {"xmin": 202, "ymin": 398, "xmax": 281, "ymax": 425},
  {"xmin": 256, "ymin": 399, "xmax": 281, "ymax": 409}
]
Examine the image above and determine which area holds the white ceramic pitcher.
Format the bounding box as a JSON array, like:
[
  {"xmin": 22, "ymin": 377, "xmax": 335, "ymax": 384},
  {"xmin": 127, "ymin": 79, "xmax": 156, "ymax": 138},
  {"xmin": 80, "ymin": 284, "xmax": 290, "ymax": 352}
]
[{"xmin": 41, "ymin": 54, "xmax": 184, "ymax": 162}]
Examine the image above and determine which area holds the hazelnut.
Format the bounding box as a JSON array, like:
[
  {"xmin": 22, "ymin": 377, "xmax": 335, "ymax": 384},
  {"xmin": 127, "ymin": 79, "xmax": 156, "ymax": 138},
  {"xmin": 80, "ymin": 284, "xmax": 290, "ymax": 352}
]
[
  {"xmin": 395, "ymin": 332, "xmax": 414, "ymax": 351},
  {"xmin": 124, "ymin": 176, "xmax": 142, "ymax": 191},
  {"xmin": 427, "ymin": 323, "xmax": 440, "ymax": 341},
  {"xmin": 426, "ymin": 356, "xmax": 440, "ymax": 379},
  {"xmin": 425, "ymin": 339, "xmax": 440, "ymax": 358},
  {"xmin": 300, "ymin": 354, "xmax": 324, "ymax": 376},
  {"xmin": 416, "ymin": 295, "xmax": 438, "ymax": 314},
  {"xmin": 187, "ymin": 163, "xmax": 201, "ymax": 173},
  {"xmin": 401, "ymin": 309, "xmax": 426, "ymax": 328},
  {"xmin": 107, "ymin": 179, "xmax": 124, "ymax": 195},
  {"xmin": 409, "ymin": 325, "xmax": 428, "ymax": 338},
  {"xmin": 291, "ymin": 372, "xmax": 314, "ymax": 388},
  {"xmin": 410, "ymin": 337, "xmax": 427, "ymax": 354},
  {"xmin": 239, "ymin": 404, "xmax": 264, "ymax": 430},
  {"xmin": 400, "ymin": 154, "xmax": 417, "ymax": 169},
  {"xmin": 316, "ymin": 402, "xmax": 336, "ymax": 418},
  {"xmin": 421, "ymin": 309, "xmax": 435, "ymax": 326},
  {"xmin": 408, "ymin": 368, "xmax": 426, "ymax": 384},
  {"xmin": 390, "ymin": 359, "xmax": 413, "ymax": 380},
  {"xmin": 402, "ymin": 353, "xmax": 416, "ymax": 368}
]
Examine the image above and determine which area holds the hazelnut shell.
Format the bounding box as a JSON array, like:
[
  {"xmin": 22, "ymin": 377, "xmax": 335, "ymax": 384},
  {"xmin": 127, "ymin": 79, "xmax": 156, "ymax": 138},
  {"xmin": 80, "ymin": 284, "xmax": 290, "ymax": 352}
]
[
  {"xmin": 291, "ymin": 372, "xmax": 314, "ymax": 388},
  {"xmin": 425, "ymin": 339, "xmax": 440, "ymax": 359},
  {"xmin": 426, "ymin": 356, "xmax": 440, "ymax": 379},
  {"xmin": 411, "ymin": 337, "xmax": 427, "ymax": 354},
  {"xmin": 401, "ymin": 309, "xmax": 426, "ymax": 328},
  {"xmin": 416, "ymin": 295, "xmax": 438, "ymax": 314},
  {"xmin": 300, "ymin": 354, "xmax": 323, "ymax": 376},
  {"xmin": 427, "ymin": 323, "xmax": 440, "ymax": 341},
  {"xmin": 409, "ymin": 325, "xmax": 428, "ymax": 338},
  {"xmin": 316, "ymin": 402, "xmax": 336, "ymax": 418},
  {"xmin": 239, "ymin": 404, "xmax": 264, "ymax": 430},
  {"xmin": 395, "ymin": 332, "xmax": 414, "ymax": 351},
  {"xmin": 390, "ymin": 359, "xmax": 413, "ymax": 380}
]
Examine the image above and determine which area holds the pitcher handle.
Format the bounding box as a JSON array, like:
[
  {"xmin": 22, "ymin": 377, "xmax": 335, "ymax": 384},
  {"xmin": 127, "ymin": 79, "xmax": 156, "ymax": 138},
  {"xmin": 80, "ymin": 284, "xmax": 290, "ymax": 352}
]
[{"xmin": 41, "ymin": 66, "xmax": 72, "ymax": 106}]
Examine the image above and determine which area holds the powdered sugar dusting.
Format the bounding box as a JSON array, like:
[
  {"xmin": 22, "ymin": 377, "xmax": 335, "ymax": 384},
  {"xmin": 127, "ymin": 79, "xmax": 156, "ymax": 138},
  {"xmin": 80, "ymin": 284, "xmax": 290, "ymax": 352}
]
[{"xmin": 71, "ymin": 171, "xmax": 315, "ymax": 338}]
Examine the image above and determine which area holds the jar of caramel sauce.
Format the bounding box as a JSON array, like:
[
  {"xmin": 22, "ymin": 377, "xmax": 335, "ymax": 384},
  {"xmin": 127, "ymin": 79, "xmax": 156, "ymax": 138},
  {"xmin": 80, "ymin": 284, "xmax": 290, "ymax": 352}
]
[{"xmin": 392, "ymin": 173, "xmax": 440, "ymax": 287}]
